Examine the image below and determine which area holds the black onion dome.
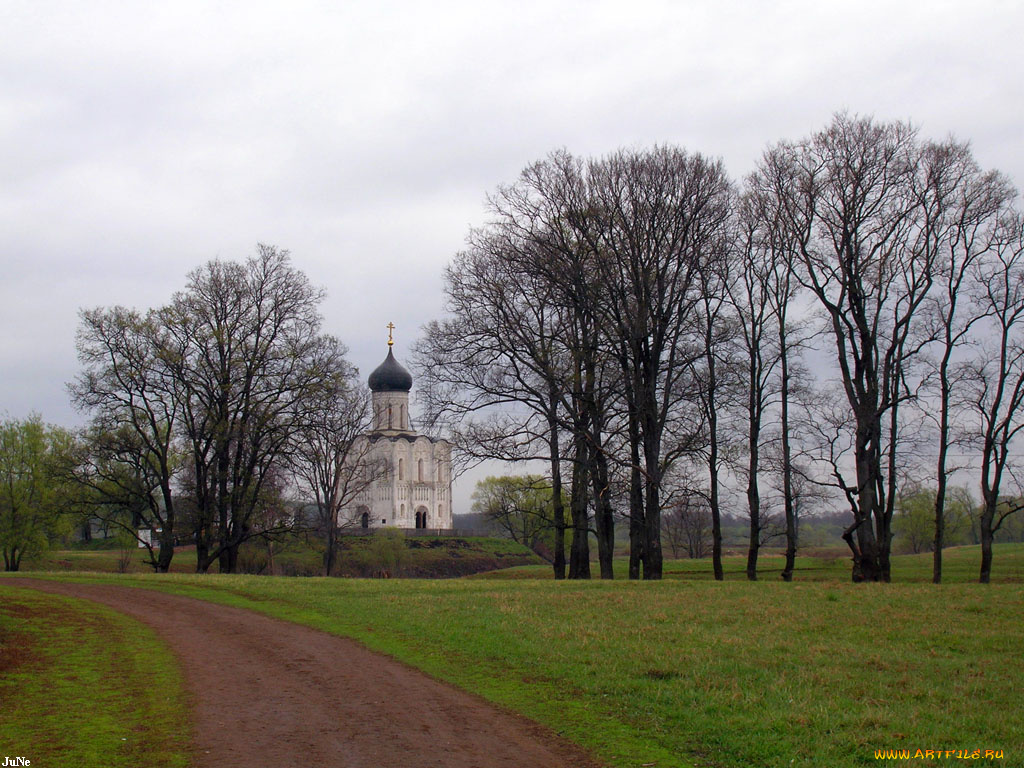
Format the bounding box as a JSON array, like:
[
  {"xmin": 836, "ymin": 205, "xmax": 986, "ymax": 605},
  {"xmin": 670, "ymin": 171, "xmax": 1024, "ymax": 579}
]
[{"xmin": 368, "ymin": 348, "xmax": 413, "ymax": 392}]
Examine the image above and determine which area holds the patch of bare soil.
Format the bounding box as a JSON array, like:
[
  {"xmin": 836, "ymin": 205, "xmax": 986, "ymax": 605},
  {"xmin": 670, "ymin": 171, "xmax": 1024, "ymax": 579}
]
[
  {"xmin": 9, "ymin": 580, "xmax": 605, "ymax": 768},
  {"xmin": 0, "ymin": 594, "xmax": 75, "ymax": 674}
]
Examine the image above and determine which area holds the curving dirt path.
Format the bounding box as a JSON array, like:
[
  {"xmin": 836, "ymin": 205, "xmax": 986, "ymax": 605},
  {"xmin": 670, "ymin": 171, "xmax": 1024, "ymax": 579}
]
[{"xmin": 9, "ymin": 579, "xmax": 604, "ymax": 768}]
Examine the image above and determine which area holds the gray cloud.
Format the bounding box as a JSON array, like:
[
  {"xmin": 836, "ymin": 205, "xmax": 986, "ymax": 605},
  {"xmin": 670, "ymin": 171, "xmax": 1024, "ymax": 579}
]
[{"xmin": 2, "ymin": 0, "xmax": 1022, "ymax": 512}]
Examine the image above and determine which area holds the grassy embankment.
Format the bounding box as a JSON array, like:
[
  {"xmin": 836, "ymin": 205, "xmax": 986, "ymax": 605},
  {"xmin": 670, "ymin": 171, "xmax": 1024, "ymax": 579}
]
[
  {"xmin": 28, "ymin": 534, "xmax": 543, "ymax": 577},
  {"xmin": 0, "ymin": 584, "xmax": 189, "ymax": 768},
  {"xmin": 4, "ymin": 543, "xmax": 1022, "ymax": 768}
]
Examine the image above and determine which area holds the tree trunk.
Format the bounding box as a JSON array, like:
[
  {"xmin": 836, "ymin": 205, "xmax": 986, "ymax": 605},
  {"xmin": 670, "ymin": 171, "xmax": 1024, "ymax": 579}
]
[
  {"xmin": 591, "ymin": 447, "xmax": 615, "ymax": 580},
  {"xmin": 779, "ymin": 331, "xmax": 796, "ymax": 582},
  {"xmin": 710, "ymin": 461, "xmax": 723, "ymax": 580},
  {"xmin": 979, "ymin": 531, "xmax": 993, "ymax": 584},
  {"xmin": 932, "ymin": 349, "xmax": 953, "ymax": 584},
  {"xmin": 195, "ymin": 533, "xmax": 212, "ymax": 573},
  {"xmin": 878, "ymin": 397, "xmax": 900, "ymax": 584},
  {"xmin": 850, "ymin": 405, "xmax": 883, "ymax": 583},
  {"xmin": 3, "ymin": 547, "xmax": 21, "ymax": 572},
  {"xmin": 221, "ymin": 541, "xmax": 240, "ymax": 574},
  {"xmin": 746, "ymin": 389, "xmax": 761, "ymax": 581},
  {"xmin": 642, "ymin": 428, "xmax": 663, "ymax": 581},
  {"xmin": 933, "ymin": 471, "xmax": 946, "ymax": 584},
  {"xmin": 155, "ymin": 532, "xmax": 174, "ymax": 573},
  {"xmin": 979, "ymin": 494, "xmax": 995, "ymax": 584},
  {"xmin": 548, "ymin": 412, "xmax": 566, "ymax": 580},
  {"xmin": 708, "ymin": 356, "xmax": 723, "ymax": 581},
  {"xmin": 324, "ymin": 519, "xmax": 337, "ymax": 577},
  {"xmin": 627, "ymin": 417, "xmax": 644, "ymax": 580},
  {"xmin": 642, "ymin": 479, "xmax": 662, "ymax": 580},
  {"xmin": 568, "ymin": 436, "xmax": 591, "ymax": 580}
]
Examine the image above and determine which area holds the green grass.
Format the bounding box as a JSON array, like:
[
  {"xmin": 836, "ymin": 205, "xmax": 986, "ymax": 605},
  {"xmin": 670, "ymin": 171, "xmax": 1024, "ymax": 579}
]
[
  {"xmin": 475, "ymin": 542, "xmax": 1024, "ymax": 583},
  {"xmin": 26, "ymin": 533, "xmax": 544, "ymax": 577},
  {"xmin": 0, "ymin": 584, "xmax": 190, "ymax": 768},
  {"xmin": 4, "ymin": 562, "xmax": 1021, "ymax": 768}
]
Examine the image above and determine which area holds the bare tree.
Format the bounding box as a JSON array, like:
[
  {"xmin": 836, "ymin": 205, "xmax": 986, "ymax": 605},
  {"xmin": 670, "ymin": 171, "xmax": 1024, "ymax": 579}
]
[
  {"xmin": 662, "ymin": 492, "xmax": 713, "ymax": 560},
  {"xmin": 585, "ymin": 148, "xmax": 733, "ymax": 580},
  {"xmin": 415, "ymin": 220, "xmax": 581, "ymax": 578},
  {"xmin": 767, "ymin": 115, "xmax": 938, "ymax": 582},
  {"xmin": 742, "ymin": 150, "xmax": 812, "ymax": 581},
  {"xmin": 966, "ymin": 214, "xmax": 1024, "ymax": 582},
  {"xmin": 729, "ymin": 193, "xmax": 785, "ymax": 580},
  {"xmin": 424, "ymin": 147, "xmax": 732, "ymax": 581},
  {"xmin": 290, "ymin": 372, "xmax": 384, "ymax": 576},
  {"xmin": 160, "ymin": 245, "xmax": 347, "ymax": 573},
  {"xmin": 692, "ymin": 257, "xmax": 737, "ymax": 581},
  {"xmin": 916, "ymin": 142, "xmax": 1016, "ymax": 582}
]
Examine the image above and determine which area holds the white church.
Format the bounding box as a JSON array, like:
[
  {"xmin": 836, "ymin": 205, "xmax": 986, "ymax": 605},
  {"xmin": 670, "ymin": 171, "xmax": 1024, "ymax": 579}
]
[{"xmin": 340, "ymin": 331, "xmax": 453, "ymax": 531}]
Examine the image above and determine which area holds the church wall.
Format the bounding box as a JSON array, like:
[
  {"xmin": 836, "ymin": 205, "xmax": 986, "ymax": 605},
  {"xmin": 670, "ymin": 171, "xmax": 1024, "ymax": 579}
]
[{"xmin": 339, "ymin": 434, "xmax": 452, "ymax": 531}]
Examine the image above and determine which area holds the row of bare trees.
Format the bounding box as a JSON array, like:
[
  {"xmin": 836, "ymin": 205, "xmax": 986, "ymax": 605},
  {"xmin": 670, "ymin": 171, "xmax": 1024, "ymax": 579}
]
[
  {"xmin": 70, "ymin": 246, "xmax": 375, "ymax": 574},
  {"xmin": 416, "ymin": 113, "xmax": 1024, "ymax": 583}
]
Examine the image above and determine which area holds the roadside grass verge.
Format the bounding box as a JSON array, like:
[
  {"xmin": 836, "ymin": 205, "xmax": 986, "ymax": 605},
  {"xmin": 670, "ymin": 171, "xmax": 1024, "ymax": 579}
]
[
  {"xmin": 0, "ymin": 584, "xmax": 190, "ymax": 768},
  {"xmin": 4, "ymin": 572, "xmax": 1020, "ymax": 768}
]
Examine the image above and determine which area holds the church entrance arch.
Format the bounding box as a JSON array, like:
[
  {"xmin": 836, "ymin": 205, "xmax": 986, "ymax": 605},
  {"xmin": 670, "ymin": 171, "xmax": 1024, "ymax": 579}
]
[
  {"xmin": 415, "ymin": 506, "xmax": 428, "ymax": 529},
  {"xmin": 357, "ymin": 505, "xmax": 370, "ymax": 529}
]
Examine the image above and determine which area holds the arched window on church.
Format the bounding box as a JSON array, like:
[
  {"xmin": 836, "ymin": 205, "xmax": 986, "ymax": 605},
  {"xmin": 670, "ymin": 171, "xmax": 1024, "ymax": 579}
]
[
  {"xmin": 387, "ymin": 404, "xmax": 393, "ymax": 430},
  {"xmin": 398, "ymin": 458, "xmax": 404, "ymax": 480},
  {"xmin": 417, "ymin": 458, "xmax": 424, "ymax": 481},
  {"xmin": 400, "ymin": 404, "xmax": 405, "ymax": 429}
]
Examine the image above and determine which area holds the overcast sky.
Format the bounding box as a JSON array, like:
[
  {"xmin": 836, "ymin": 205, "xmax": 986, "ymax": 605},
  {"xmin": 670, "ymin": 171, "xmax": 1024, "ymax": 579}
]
[{"xmin": 2, "ymin": 0, "xmax": 1022, "ymax": 509}]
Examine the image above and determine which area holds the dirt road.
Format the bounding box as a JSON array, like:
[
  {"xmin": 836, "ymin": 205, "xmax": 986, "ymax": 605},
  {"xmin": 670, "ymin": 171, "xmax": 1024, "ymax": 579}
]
[{"xmin": 10, "ymin": 579, "xmax": 603, "ymax": 768}]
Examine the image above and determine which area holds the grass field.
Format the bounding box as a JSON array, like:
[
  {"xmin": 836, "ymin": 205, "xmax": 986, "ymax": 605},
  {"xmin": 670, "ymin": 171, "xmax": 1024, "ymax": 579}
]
[
  {"xmin": 4, "ymin": 544, "xmax": 1021, "ymax": 768},
  {"xmin": 475, "ymin": 542, "xmax": 1024, "ymax": 583},
  {"xmin": 26, "ymin": 533, "xmax": 544, "ymax": 577},
  {"xmin": 0, "ymin": 584, "xmax": 190, "ymax": 768}
]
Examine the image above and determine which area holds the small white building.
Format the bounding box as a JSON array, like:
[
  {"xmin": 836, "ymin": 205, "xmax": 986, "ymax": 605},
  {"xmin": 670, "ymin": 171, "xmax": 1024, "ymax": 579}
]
[{"xmin": 340, "ymin": 341, "xmax": 453, "ymax": 530}]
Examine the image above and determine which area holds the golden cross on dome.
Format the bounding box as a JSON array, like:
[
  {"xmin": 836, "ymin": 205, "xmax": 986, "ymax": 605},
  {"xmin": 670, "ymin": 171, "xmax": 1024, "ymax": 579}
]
[{"xmin": 386, "ymin": 322, "xmax": 395, "ymax": 346}]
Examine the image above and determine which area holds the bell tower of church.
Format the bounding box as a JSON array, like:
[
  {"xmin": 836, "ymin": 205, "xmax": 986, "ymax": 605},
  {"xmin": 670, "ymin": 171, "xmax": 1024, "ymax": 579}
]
[
  {"xmin": 367, "ymin": 322, "xmax": 414, "ymax": 434},
  {"xmin": 342, "ymin": 322, "xmax": 452, "ymax": 530}
]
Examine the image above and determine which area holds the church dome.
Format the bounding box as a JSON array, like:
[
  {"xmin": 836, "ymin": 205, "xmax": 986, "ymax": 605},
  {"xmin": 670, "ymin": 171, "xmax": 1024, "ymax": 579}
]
[{"xmin": 368, "ymin": 348, "xmax": 413, "ymax": 392}]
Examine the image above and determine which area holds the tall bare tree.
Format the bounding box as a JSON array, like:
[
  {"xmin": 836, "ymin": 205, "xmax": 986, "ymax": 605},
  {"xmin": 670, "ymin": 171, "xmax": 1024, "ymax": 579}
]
[
  {"xmin": 160, "ymin": 245, "xmax": 347, "ymax": 573},
  {"xmin": 420, "ymin": 148, "xmax": 733, "ymax": 581},
  {"xmin": 415, "ymin": 227, "xmax": 579, "ymax": 578},
  {"xmin": 290, "ymin": 372, "xmax": 383, "ymax": 576},
  {"xmin": 730, "ymin": 194, "xmax": 785, "ymax": 580},
  {"xmin": 583, "ymin": 148, "xmax": 733, "ymax": 580},
  {"xmin": 967, "ymin": 214, "xmax": 1024, "ymax": 583},
  {"xmin": 692, "ymin": 256, "xmax": 736, "ymax": 581},
  {"xmin": 766, "ymin": 115, "xmax": 938, "ymax": 582},
  {"xmin": 742, "ymin": 150, "xmax": 810, "ymax": 581},
  {"xmin": 916, "ymin": 142, "xmax": 1016, "ymax": 582}
]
